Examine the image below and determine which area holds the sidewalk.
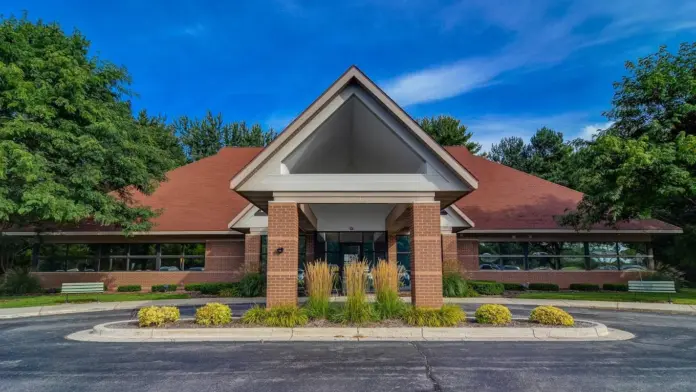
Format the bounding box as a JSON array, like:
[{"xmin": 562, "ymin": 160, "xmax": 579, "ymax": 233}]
[{"xmin": 1, "ymin": 296, "xmax": 694, "ymax": 320}]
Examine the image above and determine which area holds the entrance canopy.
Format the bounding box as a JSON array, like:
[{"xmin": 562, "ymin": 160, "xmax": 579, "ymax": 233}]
[{"xmin": 230, "ymin": 66, "xmax": 478, "ymax": 212}]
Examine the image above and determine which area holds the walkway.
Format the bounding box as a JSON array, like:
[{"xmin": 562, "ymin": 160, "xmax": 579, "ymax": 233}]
[{"xmin": 1, "ymin": 296, "xmax": 694, "ymax": 319}]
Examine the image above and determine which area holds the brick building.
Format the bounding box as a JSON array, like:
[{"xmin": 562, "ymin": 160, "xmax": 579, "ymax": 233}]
[{"xmin": 8, "ymin": 67, "xmax": 681, "ymax": 308}]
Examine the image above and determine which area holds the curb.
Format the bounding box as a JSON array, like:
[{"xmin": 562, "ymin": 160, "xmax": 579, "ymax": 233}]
[{"xmin": 67, "ymin": 318, "xmax": 631, "ymax": 342}]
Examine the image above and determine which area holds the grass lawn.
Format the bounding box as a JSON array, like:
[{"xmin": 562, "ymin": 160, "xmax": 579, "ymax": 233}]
[
  {"xmin": 517, "ymin": 288, "xmax": 696, "ymax": 305},
  {"xmin": 0, "ymin": 292, "xmax": 190, "ymax": 309}
]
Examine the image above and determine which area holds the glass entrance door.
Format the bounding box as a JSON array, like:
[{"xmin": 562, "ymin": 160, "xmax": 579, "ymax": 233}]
[{"xmin": 341, "ymin": 243, "xmax": 361, "ymax": 264}]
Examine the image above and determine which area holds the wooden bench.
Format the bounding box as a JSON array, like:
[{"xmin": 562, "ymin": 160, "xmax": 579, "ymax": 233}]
[
  {"xmin": 61, "ymin": 282, "xmax": 104, "ymax": 303},
  {"xmin": 628, "ymin": 280, "xmax": 676, "ymax": 302}
]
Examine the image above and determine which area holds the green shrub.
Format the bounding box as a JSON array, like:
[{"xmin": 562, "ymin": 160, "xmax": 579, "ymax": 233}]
[
  {"xmin": 151, "ymin": 284, "xmax": 178, "ymax": 293},
  {"xmin": 138, "ymin": 306, "xmax": 166, "ymax": 327},
  {"xmin": 374, "ymin": 290, "xmax": 406, "ymax": 319},
  {"xmin": 218, "ymin": 287, "xmax": 241, "ymax": 297},
  {"xmin": 402, "ymin": 305, "xmax": 466, "ymax": 327},
  {"xmin": 474, "ymin": 304, "xmax": 512, "ymax": 325},
  {"xmin": 263, "ymin": 305, "xmax": 309, "ymax": 327},
  {"xmin": 197, "ymin": 282, "xmax": 239, "ymax": 295},
  {"xmin": 241, "ymin": 305, "xmax": 267, "ymax": 324},
  {"xmin": 160, "ymin": 306, "xmax": 180, "ymax": 323},
  {"xmin": 239, "ymin": 273, "xmax": 266, "ymax": 297},
  {"xmin": 469, "ymin": 281, "xmax": 504, "ymax": 295},
  {"xmin": 529, "ymin": 306, "xmax": 574, "ymax": 326},
  {"xmin": 1, "ymin": 268, "xmax": 42, "ymax": 295},
  {"xmin": 195, "ymin": 303, "xmax": 232, "ymax": 326},
  {"xmin": 569, "ymin": 283, "xmax": 600, "ymax": 291},
  {"xmin": 503, "ymin": 283, "xmax": 525, "ymax": 291},
  {"xmin": 184, "ymin": 283, "xmax": 203, "ymax": 292},
  {"xmin": 528, "ymin": 283, "xmax": 559, "ymax": 291},
  {"xmin": 602, "ymin": 283, "xmax": 628, "ymax": 291},
  {"xmin": 332, "ymin": 296, "xmax": 376, "ymax": 325},
  {"xmin": 443, "ymin": 273, "xmax": 478, "ymax": 297},
  {"xmin": 304, "ymin": 296, "xmax": 332, "ymax": 319},
  {"xmin": 117, "ymin": 285, "xmax": 141, "ymax": 292}
]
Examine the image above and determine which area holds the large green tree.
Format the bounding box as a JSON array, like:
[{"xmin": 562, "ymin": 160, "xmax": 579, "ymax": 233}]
[
  {"xmin": 0, "ymin": 16, "xmax": 178, "ymax": 233},
  {"xmin": 560, "ymin": 43, "xmax": 696, "ymax": 279},
  {"xmin": 176, "ymin": 111, "xmax": 277, "ymax": 162},
  {"xmin": 418, "ymin": 115, "xmax": 482, "ymax": 153}
]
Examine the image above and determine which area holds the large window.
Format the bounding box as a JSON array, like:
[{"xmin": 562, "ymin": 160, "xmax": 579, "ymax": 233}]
[
  {"xmin": 396, "ymin": 235, "xmax": 410, "ymax": 273},
  {"xmin": 35, "ymin": 243, "xmax": 205, "ymax": 272},
  {"xmin": 477, "ymin": 241, "xmax": 652, "ymax": 271}
]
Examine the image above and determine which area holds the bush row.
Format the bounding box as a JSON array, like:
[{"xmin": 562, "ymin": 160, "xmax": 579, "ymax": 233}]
[{"xmin": 183, "ymin": 273, "xmax": 266, "ymax": 297}]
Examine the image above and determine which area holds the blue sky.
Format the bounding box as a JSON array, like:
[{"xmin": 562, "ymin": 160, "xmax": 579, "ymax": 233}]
[{"xmin": 3, "ymin": 0, "xmax": 695, "ymax": 150}]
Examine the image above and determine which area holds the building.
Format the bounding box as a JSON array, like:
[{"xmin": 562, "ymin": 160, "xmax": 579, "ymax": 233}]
[{"xmin": 11, "ymin": 67, "xmax": 681, "ymax": 307}]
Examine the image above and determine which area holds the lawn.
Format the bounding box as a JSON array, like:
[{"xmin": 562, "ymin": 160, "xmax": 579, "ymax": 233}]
[
  {"xmin": 517, "ymin": 288, "xmax": 696, "ymax": 305},
  {"xmin": 0, "ymin": 292, "xmax": 190, "ymax": 309}
]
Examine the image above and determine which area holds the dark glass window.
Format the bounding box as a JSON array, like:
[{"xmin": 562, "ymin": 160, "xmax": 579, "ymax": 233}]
[
  {"xmin": 478, "ymin": 242, "xmax": 525, "ymax": 270},
  {"xmin": 396, "ymin": 235, "xmax": 410, "ymax": 272},
  {"xmin": 260, "ymin": 235, "xmax": 267, "ymax": 272},
  {"xmin": 618, "ymin": 242, "xmax": 650, "ymax": 270},
  {"xmin": 589, "ymin": 242, "xmax": 618, "ymax": 270}
]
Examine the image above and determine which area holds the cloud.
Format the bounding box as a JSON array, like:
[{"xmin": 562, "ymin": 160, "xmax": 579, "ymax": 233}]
[
  {"xmin": 383, "ymin": 0, "xmax": 696, "ymax": 106},
  {"xmin": 265, "ymin": 113, "xmax": 297, "ymax": 131},
  {"xmin": 178, "ymin": 23, "xmax": 206, "ymax": 37},
  {"xmin": 581, "ymin": 121, "xmax": 615, "ymax": 140}
]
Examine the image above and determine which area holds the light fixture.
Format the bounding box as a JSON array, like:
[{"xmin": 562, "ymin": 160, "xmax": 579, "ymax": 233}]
[{"xmin": 276, "ymin": 247, "xmax": 284, "ymax": 254}]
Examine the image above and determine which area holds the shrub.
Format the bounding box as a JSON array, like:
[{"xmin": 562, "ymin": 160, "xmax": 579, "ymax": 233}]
[
  {"xmin": 151, "ymin": 284, "xmax": 178, "ymax": 293},
  {"xmin": 160, "ymin": 306, "xmax": 180, "ymax": 323},
  {"xmin": 305, "ymin": 260, "xmax": 332, "ymax": 301},
  {"xmin": 242, "ymin": 305, "xmax": 308, "ymax": 327},
  {"xmin": 117, "ymin": 285, "xmax": 141, "ymax": 292},
  {"xmin": 503, "ymin": 283, "xmax": 525, "ymax": 291},
  {"xmin": 304, "ymin": 296, "xmax": 332, "ymax": 319},
  {"xmin": 1, "ymin": 268, "xmax": 42, "ymax": 295},
  {"xmin": 138, "ymin": 306, "xmax": 165, "ymax": 327},
  {"xmin": 475, "ymin": 304, "xmax": 512, "ymax": 325},
  {"xmin": 195, "ymin": 303, "xmax": 232, "ymax": 326},
  {"xmin": 372, "ymin": 259, "xmax": 399, "ymax": 295},
  {"xmin": 443, "ymin": 273, "xmax": 468, "ymax": 297},
  {"xmin": 469, "ymin": 281, "xmax": 504, "ymax": 295},
  {"xmin": 374, "ymin": 290, "xmax": 406, "ymax": 319},
  {"xmin": 332, "ymin": 295, "xmax": 376, "ymax": 324},
  {"xmin": 569, "ymin": 283, "xmax": 600, "ymax": 291},
  {"xmin": 241, "ymin": 305, "xmax": 267, "ymax": 324},
  {"xmin": 239, "ymin": 273, "xmax": 265, "ymax": 297},
  {"xmin": 196, "ymin": 282, "xmax": 238, "ymax": 295},
  {"xmin": 529, "ymin": 306, "xmax": 574, "ymax": 326},
  {"xmin": 402, "ymin": 305, "xmax": 466, "ymax": 327},
  {"xmin": 184, "ymin": 283, "xmax": 203, "ymax": 292},
  {"xmin": 602, "ymin": 283, "xmax": 628, "ymax": 292},
  {"xmin": 528, "ymin": 283, "xmax": 559, "ymax": 291},
  {"xmin": 218, "ymin": 287, "xmax": 241, "ymax": 297}
]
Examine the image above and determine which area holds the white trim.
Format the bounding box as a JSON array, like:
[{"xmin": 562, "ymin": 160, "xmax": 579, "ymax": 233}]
[
  {"xmin": 227, "ymin": 203, "xmax": 255, "ymax": 229},
  {"xmin": 457, "ymin": 229, "xmax": 682, "ymax": 234},
  {"xmin": 2, "ymin": 230, "xmax": 244, "ymax": 236},
  {"xmin": 272, "ymin": 191, "xmax": 435, "ymax": 204},
  {"xmin": 449, "ymin": 205, "xmax": 475, "ymax": 228}
]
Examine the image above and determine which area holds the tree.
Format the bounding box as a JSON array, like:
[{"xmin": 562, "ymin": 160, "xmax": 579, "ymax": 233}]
[
  {"xmin": 418, "ymin": 115, "xmax": 481, "ymax": 153},
  {"xmin": 0, "ymin": 16, "xmax": 178, "ymax": 233},
  {"xmin": 176, "ymin": 111, "xmax": 277, "ymax": 162},
  {"xmin": 487, "ymin": 136, "xmax": 527, "ymax": 171},
  {"xmin": 136, "ymin": 110, "xmax": 187, "ymax": 167},
  {"xmin": 559, "ymin": 43, "xmax": 696, "ymax": 279}
]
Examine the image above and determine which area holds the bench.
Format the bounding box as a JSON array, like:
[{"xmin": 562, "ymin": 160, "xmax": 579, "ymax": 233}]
[
  {"xmin": 61, "ymin": 282, "xmax": 105, "ymax": 303},
  {"xmin": 628, "ymin": 280, "xmax": 676, "ymax": 302}
]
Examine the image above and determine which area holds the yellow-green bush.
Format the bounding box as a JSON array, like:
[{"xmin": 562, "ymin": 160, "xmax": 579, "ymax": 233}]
[
  {"xmin": 474, "ymin": 304, "xmax": 512, "ymax": 325},
  {"xmin": 138, "ymin": 306, "xmax": 166, "ymax": 327},
  {"xmin": 195, "ymin": 303, "xmax": 232, "ymax": 326},
  {"xmin": 402, "ymin": 304, "xmax": 466, "ymax": 327},
  {"xmin": 241, "ymin": 305, "xmax": 309, "ymax": 327},
  {"xmin": 160, "ymin": 306, "xmax": 180, "ymax": 323},
  {"xmin": 529, "ymin": 305, "xmax": 574, "ymax": 326}
]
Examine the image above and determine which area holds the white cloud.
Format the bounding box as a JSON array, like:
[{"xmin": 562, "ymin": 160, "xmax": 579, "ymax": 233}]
[
  {"xmin": 383, "ymin": 0, "xmax": 696, "ymax": 106},
  {"xmin": 265, "ymin": 113, "xmax": 297, "ymax": 131},
  {"xmin": 179, "ymin": 23, "xmax": 206, "ymax": 37},
  {"xmin": 581, "ymin": 121, "xmax": 615, "ymax": 140}
]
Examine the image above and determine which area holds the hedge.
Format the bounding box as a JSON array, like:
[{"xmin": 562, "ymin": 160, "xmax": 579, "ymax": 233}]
[
  {"xmin": 151, "ymin": 284, "xmax": 179, "ymax": 293},
  {"xmin": 469, "ymin": 281, "xmax": 504, "ymax": 295},
  {"xmin": 503, "ymin": 283, "xmax": 525, "ymax": 291},
  {"xmin": 602, "ymin": 283, "xmax": 628, "ymax": 292},
  {"xmin": 117, "ymin": 285, "xmax": 141, "ymax": 292},
  {"xmin": 184, "ymin": 282, "xmax": 239, "ymax": 295},
  {"xmin": 528, "ymin": 283, "xmax": 559, "ymax": 291},
  {"xmin": 568, "ymin": 283, "xmax": 600, "ymax": 292}
]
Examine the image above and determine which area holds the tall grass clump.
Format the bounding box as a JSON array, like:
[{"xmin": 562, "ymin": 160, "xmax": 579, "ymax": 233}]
[
  {"xmin": 304, "ymin": 260, "xmax": 333, "ymax": 319},
  {"xmin": 333, "ymin": 260, "xmax": 375, "ymax": 324},
  {"xmin": 372, "ymin": 259, "xmax": 405, "ymax": 319}
]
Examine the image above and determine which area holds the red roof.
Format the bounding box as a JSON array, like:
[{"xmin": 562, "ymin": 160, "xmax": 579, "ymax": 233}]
[{"xmin": 125, "ymin": 146, "xmax": 677, "ymax": 233}]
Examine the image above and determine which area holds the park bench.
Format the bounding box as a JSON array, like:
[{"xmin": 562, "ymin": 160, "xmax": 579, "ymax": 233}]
[
  {"xmin": 628, "ymin": 280, "xmax": 676, "ymax": 302},
  {"xmin": 61, "ymin": 282, "xmax": 104, "ymax": 303}
]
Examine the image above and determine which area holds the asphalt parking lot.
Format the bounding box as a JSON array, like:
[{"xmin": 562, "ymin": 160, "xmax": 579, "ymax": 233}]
[{"xmin": 1, "ymin": 304, "xmax": 695, "ymax": 392}]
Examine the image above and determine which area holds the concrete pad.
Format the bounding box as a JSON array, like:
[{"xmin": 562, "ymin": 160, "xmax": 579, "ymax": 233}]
[
  {"xmin": 548, "ymin": 327, "xmax": 599, "ymax": 338},
  {"xmin": 359, "ymin": 327, "xmax": 423, "ymax": 339},
  {"xmin": 291, "ymin": 327, "xmax": 358, "ymax": 340},
  {"xmin": 422, "ymin": 327, "xmax": 466, "ymax": 340},
  {"xmin": 616, "ymin": 302, "xmax": 692, "ymax": 313},
  {"xmin": 0, "ymin": 309, "xmax": 41, "ymax": 319},
  {"xmin": 465, "ymin": 327, "xmax": 536, "ymax": 339},
  {"xmin": 532, "ymin": 328, "xmax": 553, "ymax": 338}
]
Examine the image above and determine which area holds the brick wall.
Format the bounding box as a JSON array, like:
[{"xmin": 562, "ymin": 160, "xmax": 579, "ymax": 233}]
[
  {"xmin": 457, "ymin": 239, "xmax": 480, "ymax": 273},
  {"xmin": 465, "ymin": 271, "xmax": 646, "ymax": 289},
  {"xmin": 35, "ymin": 271, "xmax": 243, "ymax": 291},
  {"xmin": 244, "ymin": 234, "xmax": 261, "ymax": 273},
  {"xmin": 410, "ymin": 202, "xmax": 443, "ymax": 308},
  {"xmin": 266, "ymin": 202, "xmax": 299, "ymax": 308},
  {"xmin": 441, "ymin": 233, "xmax": 458, "ymax": 273},
  {"xmin": 387, "ymin": 233, "xmax": 397, "ymax": 262}
]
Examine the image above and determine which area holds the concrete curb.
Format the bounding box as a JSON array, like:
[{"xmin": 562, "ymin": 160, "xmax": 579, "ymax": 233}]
[{"xmin": 67, "ymin": 318, "xmax": 631, "ymax": 342}]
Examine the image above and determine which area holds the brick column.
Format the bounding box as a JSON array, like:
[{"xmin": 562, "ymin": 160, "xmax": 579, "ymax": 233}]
[
  {"xmin": 305, "ymin": 233, "xmax": 315, "ymax": 263},
  {"xmin": 457, "ymin": 239, "xmax": 480, "ymax": 274},
  {"xmin": 387, "ymin": 233, "xmax": 397, "ymax": 261},
  {"xmin": 410, "ymin": 202, "xmax": 443, "ymax": 308},
  {"xmin": 441, "ymin": 233, "xmax": 458, "ymax": 274},
  {"xmin": 244, "ymin": 234, "xmax": 261, "ymax": 274},
  {"xmin": 266, "ymin": 202, "xmax": 299, "ymax": 308}
]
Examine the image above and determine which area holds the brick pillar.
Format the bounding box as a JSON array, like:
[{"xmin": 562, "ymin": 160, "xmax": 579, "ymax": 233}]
[
  {"xmin": 305, "ymin": 233, "xmax": 315, "ymax": 263},
  {"xmin": 441, "ymin": 233, "xmax": 458, "ymax": 274},
  {"xmin": 410, "ymin": 202, "xmax": 443, "ymax": 308},
  {"xmin": 244, "ymin": 234, "xmax": 261, "ymax": 274},
  {"xmin": 457, "ymin": 239, "xmax": 479, "ymax": 274},
  {"xmin": 387, "ymin": 233, "xmax": 397, "ymax": 261},
  {"xmin": 266, "ymin": 202, "xmax": 299, "ymax": 308}
]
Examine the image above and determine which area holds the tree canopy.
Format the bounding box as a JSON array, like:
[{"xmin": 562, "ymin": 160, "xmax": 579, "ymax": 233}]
[
  {"xmin": 0, "ymin": 16, "xmax": 179, "ymax": 233},
  {"xmin": 175, "ymin": 111, "xmax": 277, "ymax": 162},
  {"xmin": 418, "ymin": 115, "xmax": 482, "ymax": 153}
]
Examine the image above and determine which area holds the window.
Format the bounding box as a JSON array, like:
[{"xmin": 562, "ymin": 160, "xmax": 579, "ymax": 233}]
[
  {"xmin": 103, "ymin": 244, "xmax": 128, "ymax": 271},
  {"xmin": 479, "ymin": 242, "xmax": 525, "ymax": 270},
  {"xmin": 160, "ymin": 243, "xmax": 205, "ymax": 271},
  {"xmin": 128, "ymin": 244, "xmax": 157, "ymax": 271},
  {"xmin": 560, "ymin": 242, "xmax": 586, "ymax": 270},
  {"xmin": 260, "ymin": 235, "xmax": 267, "ymax": 272},
  {"xmin": 396, "ymin": 235, "xmax": 410, "ymax": 273},
  {"xmin": 618, "ymin": 242, "xmax": 650, "ymax": 271},
  {"xmin": 589, "ymin": 242, "xmax": 618, "ymax": 270},
  {"xmin": 527, "ymin": 242, "xmax": 587, "ymax": 270}
]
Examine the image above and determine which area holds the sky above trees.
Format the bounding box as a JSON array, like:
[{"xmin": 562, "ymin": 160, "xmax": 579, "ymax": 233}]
[{"xmin": 1, "ymin": 1, "xmax": 694, "ymax": 151}]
